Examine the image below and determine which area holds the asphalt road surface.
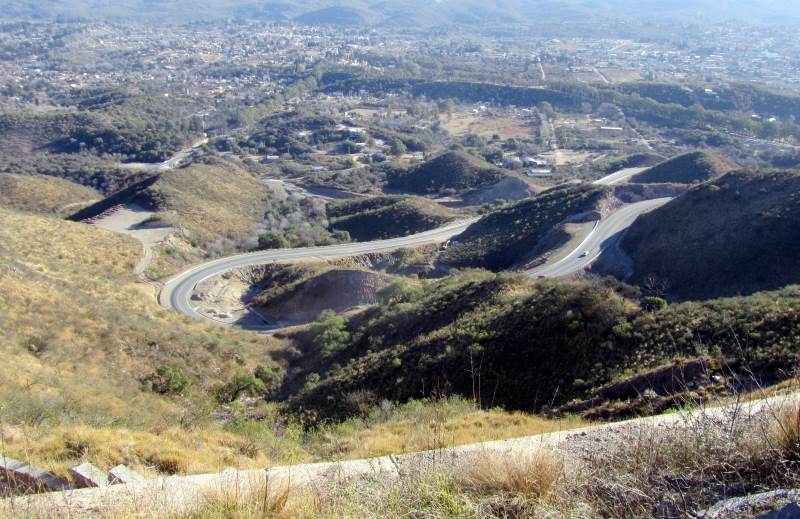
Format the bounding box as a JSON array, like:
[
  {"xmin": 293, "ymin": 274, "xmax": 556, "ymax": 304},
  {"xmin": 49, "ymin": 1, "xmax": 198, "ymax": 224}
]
[
  {"xmin": 528, "ymin": 197, "xmax": 672, "ymax": 278},
  {"xmin": 592, "ymin": 167, "xmax": 647, "ymax": 186},
  {"xmin": 160, "ymin": 218, "xmax": 478, "ymax": 322},
  {"xmin": 161, "ymin": 167, "xmax": 671, "ymax": 327}
]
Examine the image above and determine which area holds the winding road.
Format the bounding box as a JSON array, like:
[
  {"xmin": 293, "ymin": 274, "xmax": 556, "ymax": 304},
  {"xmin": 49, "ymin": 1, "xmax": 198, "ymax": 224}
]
[
  {"xmin": 159, "ymin": 218, "xmax": 479, "ymax": 324},
  {"xmin": 528, "ymin": 197, "xmax": 671, "ymax": 278},
  {"xmin": 160, "ymin": 167, "xmax": 673, "ymax": 328}
]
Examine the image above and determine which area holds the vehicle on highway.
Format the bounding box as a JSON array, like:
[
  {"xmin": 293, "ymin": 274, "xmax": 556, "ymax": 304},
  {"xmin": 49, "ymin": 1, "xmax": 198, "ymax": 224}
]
[{"xmin": 579, "ymin": 250, "xmax": 590, "ymax": 258}]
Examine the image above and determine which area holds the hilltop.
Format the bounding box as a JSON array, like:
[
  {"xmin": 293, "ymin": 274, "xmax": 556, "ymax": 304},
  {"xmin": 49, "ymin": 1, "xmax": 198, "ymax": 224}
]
[
  {"xmin": 600, "ymin": 152, "xmax": 666, "ymax": 174},
  {"xmin": 387, "ymin": 151, "xmax": 508, "ymax": 195},
  {"xmin": 74, "ymin": 158, "xmax": 275, "ymax": 251},
  {"xmin": 441, "ymin": 184, "xmax": 609, "ymax": 271},
  {"xmin": 328, "ymin": 196, "xmax": 458, "ymax": 241},
  {"xmin": 0, "ymin": 174, "xmax": 99, "ymax": 216},
  {"xmin": 630, "ymin": 151, "xmax": 734, "ymax": 184},
  {"xmin": 622, "ymin": 169, "xmax": 800, "ymax": 300}
]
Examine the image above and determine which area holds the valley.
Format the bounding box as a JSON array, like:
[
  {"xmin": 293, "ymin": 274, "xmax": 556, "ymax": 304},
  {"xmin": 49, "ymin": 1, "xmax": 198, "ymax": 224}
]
[{"xmin": 2, "ymin": 4, "xmax": 800, "ymax": 517}]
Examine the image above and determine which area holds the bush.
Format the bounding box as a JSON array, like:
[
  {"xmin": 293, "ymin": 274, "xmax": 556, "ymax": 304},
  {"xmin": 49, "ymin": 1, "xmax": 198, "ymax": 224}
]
[
  {"xmin": 312, "ymin": 309, "xmax": 350, "ymax": 359},
  {"xmin": 641, "ymin": 296, "xmax": 668, "ymax": 311},
  {"xmin": 216, "ymin": 371, "xmax": 267, "ymax": 403},
  {"xmin": 146, "ymin": 366, "xmax": 191, "ymax": 396},
  {"xmin": 377, "ymin": 279, "xmax": 421, "ymax": 306},
  {"xmin": 258, "ymin": 230, "xmax": 290, "ymax": 250}
]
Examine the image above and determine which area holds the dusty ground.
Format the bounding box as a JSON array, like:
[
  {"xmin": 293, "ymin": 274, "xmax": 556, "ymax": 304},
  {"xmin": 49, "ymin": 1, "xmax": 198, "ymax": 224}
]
[
  {"xmin": 442, "ymin": 112, "xmax": 533, "ymax": 140},
  {"xmin": 88, "ymin": 203, "xmax": 174, "ymax": 275}
]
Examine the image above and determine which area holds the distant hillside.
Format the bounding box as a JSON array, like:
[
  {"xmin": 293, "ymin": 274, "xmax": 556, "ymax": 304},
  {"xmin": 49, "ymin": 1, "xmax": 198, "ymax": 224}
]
[
  {"xmin": 387, "ymin": 151, "xmax": 507, "ymax": 195},
  {"xmin": 622, "ymin": 170, "xmax": 800, "ymax": 300},
  {"xmin": 0, "ymin": 174, "xmax": 99, "ymax": 216},
  {"xmin": 7, "ymin": 0, "xmax": 800, "ymax": 26},
  {"xmin": 441, "ymin": 184, "xmax": 609, "ymax": 271},
  {"xmin": 631, "ymin": 151, "xmax": 734, "ymax": 184},
  {"xmin": 281, "ymin": 272, "xmax": 800, "ymax": 422},
  {"xmin": 76, "ymin": 158, "xmax": 269, "ymax": 248},
  {"xmin": 328, "ymin": 196, "xmax": 457, "ymax": 241},
  {"xmin": 601, "ymin": 153, "xmax": 666, "ymax": 174}
]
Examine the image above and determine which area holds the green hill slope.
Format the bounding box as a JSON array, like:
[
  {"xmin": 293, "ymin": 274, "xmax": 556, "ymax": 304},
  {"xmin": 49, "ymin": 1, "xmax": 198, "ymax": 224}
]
[
  {"xmin": 281, "ymin": 272, "xmax": 800, "ymax": 422},
  {"xmin": 387, "ymin": 151, "xmax": 508, "ymax": 195},
  {"xmin": 622, "ymin": 170, "xmax": 800, "ymax": 300},
  {"xmin": 328, "ymin": 196, "xmax": 458, "ymax": 241},
  {"xmin": 441, "ymin": 184, "xmax": 609, "ymax": 270},
  {"xmin": 631, "ymin": 151, "xmax": 734, "ymax": 184}
]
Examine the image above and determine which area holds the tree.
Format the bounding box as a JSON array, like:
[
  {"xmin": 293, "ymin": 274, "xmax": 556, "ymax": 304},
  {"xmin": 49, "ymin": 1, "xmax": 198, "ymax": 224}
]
[
  {"xmin": 464, "ymin": 133, "xmax": 486, "ymax": 148},
  {"xmin": 377, "ymin": 279, "xmax": 420, "ymax": 306},
  {"xmin": 537, "ymin": 101, "xmax": 555, "ymax": 118},
  {"xmin": 312, "ymin": 309, "xmax": 350, "ymax": 358},
  {"xmin": 641, "ymin": 296, "xmax": 668, "ymax": 312},
  {"xmin": 146, "ymin": 365, "xmax": 190, "ymax": 395},
  {"xmin": 217, "ymin": 371, "xmax": 267, "ymax": 403},
  {"xmin": 390, "ymin": 139, "xmax": 407, "ymax": 156},
  {"xmin": 258, "ymin": 231, "xmax": 289, "ymax": 250}
]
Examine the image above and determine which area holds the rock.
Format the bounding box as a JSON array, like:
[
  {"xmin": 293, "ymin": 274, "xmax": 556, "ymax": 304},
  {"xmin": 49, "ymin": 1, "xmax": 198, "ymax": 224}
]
[
  {"xmin": 0, "ymin": 455, "xmax": 70, "ymax": 495},
  {"xmin": 70, "ymin": 463, "xmax": 109, "ymax": 488},
  {"xmin": 699, "ymin": 489, "xmax": 800, "ymax": 519},
  {"xmin": 108, "ymin": 465, "xmax": 145, "ymax": 485}
]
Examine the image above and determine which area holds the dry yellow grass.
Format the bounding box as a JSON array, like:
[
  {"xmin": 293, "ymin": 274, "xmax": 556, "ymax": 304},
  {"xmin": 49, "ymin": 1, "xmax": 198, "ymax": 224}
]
[
  {"xmin": 0, "ymin": 424, "xmax": 284, "ymax": 479},
  {"xmin": 145, "ymin": 160, "xmax": 269, "ymax": 247},
  {"xmin": 308, "ymin": 399, "xmax": 588, "ymax": 460},
  {"xmin": 457, "ymin": 449, "xmax": 564, "ymax": 499},
  {"xmin": 0, "ymin": 207, "xmax": 279, "ymax": 430},
  {"xmin": 441, "ymin": 112, "xmax": 532, "ymax": 140},
  {"xmin": 0, "ymin": 173, "xmax": 99, "ymax": 215}
]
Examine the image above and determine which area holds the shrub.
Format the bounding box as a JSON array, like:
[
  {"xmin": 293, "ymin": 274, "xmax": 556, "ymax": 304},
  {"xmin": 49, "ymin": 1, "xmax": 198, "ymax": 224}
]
[
  {"xmin": 216, "ymin": 371, "xmax": 267, "ymax": 403},
  {"xmin": 258, "ymin": 230, "xmax": 290, "ymax": 250},
  {"xmin": 641, "ymin": 296, "xmax": 668, "ymax": 311},
  {"xmin": 311, "ymin": 309, "xmax": 351, "ymax": 359},
  {"xmin": 146, "ymin": 366, "xmax": 190, "ymax": 396}
]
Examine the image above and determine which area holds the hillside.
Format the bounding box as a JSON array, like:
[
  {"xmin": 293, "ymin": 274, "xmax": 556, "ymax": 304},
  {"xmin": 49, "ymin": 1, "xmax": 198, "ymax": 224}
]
[
  {"xmin": 328, "ymin": 196, "xmax": 458, "ymax": 241},
  {"xmin": 8, "ymin": 0, "xmax": 800, "ymax": 26},
  {"xmin": 281, "ymin": 271, "xmax": 800, "ymax": 422},
  {"xmin": 73, "ymin": 158, "xmax": 270, "ymax": 249},
  {"xmin": 0, "ymin": 207, "xmax": 281, "ymax": 446},
  {"xmin": 0, "ymin": 94, "xmax": 202, "ymax": 164},
  {"xmin": 622, "ymin": 169, "xmax": 800, "ymax": 300},
  {"xmin": 252, "ymin": 266, "xmax": 394, "ymax": 324},
  {"xmin": 0, "ymin": 174, "xmax": 99, "ymax": 216},
  {"xmin": 441, "ymin": 184, "xmax": 609, "ymax": 271},
  {"xmin": 387, "ymin": 151, "xmax": 508, "ymax": 195},
  {"xmin": 600, "ymin": 152, "xmax": 666, "ymax": 174},
  {"xmin": 630, "ymin": 151, "xmax": 734, "ymax": 184}
]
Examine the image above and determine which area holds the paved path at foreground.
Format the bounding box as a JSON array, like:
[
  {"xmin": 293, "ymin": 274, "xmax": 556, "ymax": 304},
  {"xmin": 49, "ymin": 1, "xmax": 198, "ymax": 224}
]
[{"xmin": 5, "ymin": 393, "xmax": 795, "ymax": 518}]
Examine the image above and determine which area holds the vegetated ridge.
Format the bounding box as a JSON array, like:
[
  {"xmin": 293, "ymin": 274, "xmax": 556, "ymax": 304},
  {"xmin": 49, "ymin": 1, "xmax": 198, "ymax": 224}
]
[
  {"xmin": 387, "ymin": 151, "xmax": 508, "ymax": 195},
  {"xmin": 328, "ymin": 196, "xmax": 458, "ymax": 241},
  {"xmin": 630, "ymin": 151, "xmax": 734, "ymax": 184},
  {"xmin": 441, "ymin": 184, "xmax": 609, "ymax": 271},
  {"xmin": 622, "ymin": 169, "xmax": 800, "ymax": 300},
  {"xmin": 280, "ymin": 271, "xmax": 800, "ymax": 422}
]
